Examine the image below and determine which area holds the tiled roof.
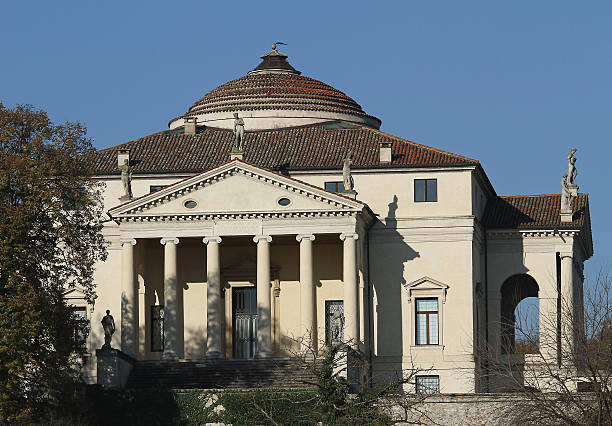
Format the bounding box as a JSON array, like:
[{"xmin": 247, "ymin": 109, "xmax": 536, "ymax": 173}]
[
  {"xmin": 170, "ymin": 72, "xmax": 380, "ymax": 127},
  {"xmin": 91, "ymin": 122, "xmax": 479, "ymax": 175},
  {"xmin": 482, "ymin": 194, "xmax": 589, "ymax": 229}
]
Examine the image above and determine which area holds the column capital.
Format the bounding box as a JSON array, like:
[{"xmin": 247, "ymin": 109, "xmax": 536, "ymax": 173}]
[
  {"xmin": 120, "ymin": 238, "xmax": 137, "ymax": 246},
  {"xmin": 296, "ymin": 234, "xmax": 315, "ymax": 242},
  {"xmin": 340, "ymin": 233, "xmax": 359, "ymax": 241},
  {"xmin": 203, "ymin": 236, "xmax": 222, "ymax": 244},
  {"xmin": 160, "ymin": 237, "xmax": 179, "ymax": 245},
  {"xmin": 559, "ymin": 252, "xmax": 573, "ymax": 260},
  {"xmin": 253, "ymin": 235, "xmax": 272, "ymax": 244}
]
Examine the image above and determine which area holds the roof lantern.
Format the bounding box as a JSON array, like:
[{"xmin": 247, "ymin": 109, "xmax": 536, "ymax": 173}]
[{"xmin": 249, "ymin": 43, "xmax": 301, "ymax": 75}]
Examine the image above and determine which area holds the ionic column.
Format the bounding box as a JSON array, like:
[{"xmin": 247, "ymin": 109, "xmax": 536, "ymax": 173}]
[
  {"xmin": 120, "ymin": 238, "xmax": 138, "ymax": 358},
  {"xmin": 297, "ymin": 234, "xmax": 316, "ymax": 353},
  {"xmin": 203, "ymin": 236, "xmax": 223, "ymax": 358},
  {"xmin": 560, "ymin": 253, "xmax": 575, "ymax": 359},
  {"xmin": 254, "ymin": 235, "xmax": 273, "ymax": 358},
  {"xmin": 340, "ymin": 233, "xmax": 359, "ymax": 346},
  {"xmin": 160, "ymin": 237, "xmax": 180, "ymax": 360}
]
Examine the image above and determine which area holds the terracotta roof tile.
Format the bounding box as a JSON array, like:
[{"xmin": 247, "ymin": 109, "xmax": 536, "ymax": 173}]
[
  {"xmin": 482, "ymin": 194, "xmax": 589, "ymax": 229},
  {"xmin": 91, "ymin": 122, "xmax": 479, "ymax": 175}
]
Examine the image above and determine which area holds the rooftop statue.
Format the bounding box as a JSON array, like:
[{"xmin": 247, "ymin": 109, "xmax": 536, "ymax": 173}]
[
  {"xmin": 101, "ymin": 310, "xmax": 115, "ymax": 349},
  {"xmin": 561, "ymin": 173, "xmax": 574, "ymax": 214},
  {"xmin": 343, "ymin": 153, "xmax": 355, "ymax": 193},
  {"xmin": 233, "ymin": 113, "xmax": 245, "ymax": 151},
  {"xmin": 120, "ymin": 159, "xmax": 133, "ymax": 199},
  {"xmin": 567, "ymin": 148, "xmax": 578, "ymax": 186}
]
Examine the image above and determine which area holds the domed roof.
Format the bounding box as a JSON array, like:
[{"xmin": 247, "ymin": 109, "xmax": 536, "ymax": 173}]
[{"xmin": 168, "ymin": 47, "xmax": 381, "ymax": 131}]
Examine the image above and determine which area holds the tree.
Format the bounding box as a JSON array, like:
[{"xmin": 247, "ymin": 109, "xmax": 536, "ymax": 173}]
[
  {"xmin": 478, "ymin": 268, "xmax": 612, "ymax": 425},
  {"xmin": 0, "ymin": 103, "xmax": 107, "ymax": 422}
]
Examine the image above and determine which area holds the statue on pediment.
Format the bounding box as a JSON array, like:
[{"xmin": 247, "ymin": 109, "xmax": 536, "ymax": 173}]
[
  {"xmin": 120, "ymin": 159, "xmax": 133, "ymax": 199},
  {"xmin": 561, "ymin": 173, "xmax": 574, "ymax": 214},
  {"xmin": 233, "ymin": 113, "xmax": 245, "ymax": 151},
  {"xmin": 342, "ymin": 152, "xmax": 354, "ymax": 192},
  {"xmin": 567, "ymin": 148, "xmax": 578, "ymax": 186}
]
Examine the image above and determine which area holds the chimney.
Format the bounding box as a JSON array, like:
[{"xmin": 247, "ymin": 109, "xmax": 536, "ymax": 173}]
[
  {"xmin": 379, "ymin": 141, "xmax": 391, "ymax": 164},
  {"xmin": 117, "ymin": 149, "xmax": 130, "ymax": 168},
  {"xmin": 184, "ymin": 117, "xmax": 197, "ymax": 135}
]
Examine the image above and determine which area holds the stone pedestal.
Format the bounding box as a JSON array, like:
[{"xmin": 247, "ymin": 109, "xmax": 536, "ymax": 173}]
[
  {"xmin": 342, "ymin": 189, "xmax": 357, "ymax": 200},
  {"xmin": 96, "ymin": 347, "xmax": 136, "ymax": 389},
  {"xmin": 230, "ymin": 149, "xmax": 244, "ymax": 161}
]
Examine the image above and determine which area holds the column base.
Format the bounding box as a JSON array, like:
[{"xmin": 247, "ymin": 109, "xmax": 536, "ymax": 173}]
[{"xmin": 206, "ymin": 350, "xmax": 225, "ymax": 359}]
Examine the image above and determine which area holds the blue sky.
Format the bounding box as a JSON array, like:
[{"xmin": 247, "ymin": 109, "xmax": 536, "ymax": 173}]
[{"xmin": 1, "ymin": 1, "xmax": 610, "ymax": 280}]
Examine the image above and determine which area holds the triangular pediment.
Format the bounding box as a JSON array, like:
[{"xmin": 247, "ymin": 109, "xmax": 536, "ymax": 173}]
[
  {"xmin": 108, "ymin": 160, "xmax": 365, "ymax": 221},
  {"xmin": 404, "ymin": 276, "xmax": 449, "ymax": 303}
]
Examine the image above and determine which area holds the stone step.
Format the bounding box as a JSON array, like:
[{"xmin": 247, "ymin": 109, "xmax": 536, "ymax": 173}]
[{"xmin": 125, "ymin": 358, "xmax": 317, "ymax": 390}]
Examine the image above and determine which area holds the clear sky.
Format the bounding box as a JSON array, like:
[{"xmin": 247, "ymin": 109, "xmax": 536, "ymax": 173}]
[{"xmin": 1, "ymin": 1, "xmax": 610, "ymax": 280}]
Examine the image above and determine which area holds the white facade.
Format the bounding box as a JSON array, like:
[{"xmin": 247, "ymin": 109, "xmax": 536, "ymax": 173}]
[{"xmin": 75, "ymin": 50, "xmax": 592, "ymax": 394}]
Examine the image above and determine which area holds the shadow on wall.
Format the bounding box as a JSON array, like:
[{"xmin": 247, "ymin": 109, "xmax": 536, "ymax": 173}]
[{"xmin": 371, "ymin": 195, "xmax": 420, "ymax": 385}]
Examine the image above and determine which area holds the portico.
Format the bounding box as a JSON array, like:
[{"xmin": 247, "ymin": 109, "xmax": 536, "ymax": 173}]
[{"xmin": 109, "ymin": 160, "xmax": 373, "ymax": 360}]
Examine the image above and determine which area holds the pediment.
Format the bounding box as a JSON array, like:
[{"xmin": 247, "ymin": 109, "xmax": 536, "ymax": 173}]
[
  {"xmin": 108, "ymin": 160, "xmax": 365, "ymax": 221},
  {"xmin": 404, "ymin": 276, "xmax": 449, "ymax": 303}
]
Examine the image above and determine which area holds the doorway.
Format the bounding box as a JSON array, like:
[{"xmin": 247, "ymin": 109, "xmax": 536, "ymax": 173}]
[{"xmin": 232, "ymin": 286, "xmax": 257, "ymax": 358}]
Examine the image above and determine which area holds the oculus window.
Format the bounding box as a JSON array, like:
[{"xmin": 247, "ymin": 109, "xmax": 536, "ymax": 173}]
[
  {"xmin": 324, "ymin": 181, "xmax": 345, "ymax": 193},
  {"xmin": 415, "ymin": 298, "xmax": 439, "ymax": 345},
  {"xmin": 414, "ymin": 179, "xmax": 437, "ymax": 202},
  {"xmin": 151, "ymin": 305, "xmax": 164, "ymax": 352},
  {"xmin": 416, "ymin": 375, "xmax": 440, "ymax": 394}
]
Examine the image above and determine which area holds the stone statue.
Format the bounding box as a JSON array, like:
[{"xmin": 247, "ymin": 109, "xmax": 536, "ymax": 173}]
[
  {"xmin": 342, "ymin": 153, "xmax": 354, "ymax": 192},
  {"xmin": 567, "ymin": 148, "xmax": 578, "ymax": 186},
  {"xmin": 233, "ymin": 113, "xmax": 245, "ymax": 151},
  {"xmin": 561, "ymin": 173, "xmax": 574, "ymax": 214},
  {"xmin": 101, "ymin": 309, "xmax": 115, "ymax": 349},
  {"xmin": 120, "ymin": 159, "xmax": 133, "ymax": 199},
  {"xmin": 330, "ymin": 310, "xmax": 344, "ymax": 343}
]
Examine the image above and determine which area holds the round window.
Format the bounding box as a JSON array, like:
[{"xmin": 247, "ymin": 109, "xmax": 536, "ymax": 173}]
[
  {"xmin": 277, "ymin": 197, "xmax": 291, "ymax": 207},
  {"xmin": 184, "ymin": 200, "xmax": 197, "ymax": 209}
]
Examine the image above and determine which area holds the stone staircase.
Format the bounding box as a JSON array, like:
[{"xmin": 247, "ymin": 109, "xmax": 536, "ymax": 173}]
[{"xmin": 125, "ymin": 358, "xmax": 317, "ymax": 390}]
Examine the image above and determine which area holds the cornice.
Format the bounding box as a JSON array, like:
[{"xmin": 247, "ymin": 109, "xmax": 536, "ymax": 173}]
[
  {"xmin": 486, "ymin": 229, "xmax": 581, "ymax": 239},
  {"xmin": 113, "ymin": 209, "xmax": 359, "ymax": 223}
]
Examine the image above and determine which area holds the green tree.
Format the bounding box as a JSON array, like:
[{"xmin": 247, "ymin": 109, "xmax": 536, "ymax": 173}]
[{"xmin": 0, "ymin": 103, "xmax": 107, "ymax": 422}]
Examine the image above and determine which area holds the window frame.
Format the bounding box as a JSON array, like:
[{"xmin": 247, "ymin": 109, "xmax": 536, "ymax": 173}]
[
  {"xmin": 414, "ymin": 178, "xmax": 438, "ymax": 202},
  {"xmin": 416, "ymin": 375, "xmax": 440, "ymax": 394},
  {"xmin": 404, "ymin": 277, "xmax": 448, "ymax": 348},
  {"xmin": 324, "ymin": 181, "xmax": 345, "ymax": 193},
  {"xmin": 415, "ymin": 298, "xmax": 439, "ymax": 345},
  {"xmin": 70, "ymin": 306, "xmax": 89, "ymax": 350}
]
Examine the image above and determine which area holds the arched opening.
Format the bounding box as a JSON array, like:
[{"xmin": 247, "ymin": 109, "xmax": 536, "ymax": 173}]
[{"xmin": 500, "ymin": 274, "xmax": 539, "ymax": 354}]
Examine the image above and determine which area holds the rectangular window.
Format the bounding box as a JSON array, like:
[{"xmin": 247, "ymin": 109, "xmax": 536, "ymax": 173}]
[
  {"xmin": 151, "ymin": 305, "xmax": 164, "ymax": 352},
  {"xmin": 325, "ymin": 300, "xmax": 344, "ymax": 345},
  {"xmin": 150, "ymin": 185, "xmax": 168, "ymax": 193},
  {"xmin": 416, "ymin": 298, "xmax": 439, "ymax": 345},
  {"xmin": 414, "ymin": 179, "xmax": 437, "ymax": 202},
  {"xmin": 324, "ymin": 181, "xmax": 345, "ymax": 193},
  {"xmin": 416, "ymin": 375, "xmax": 440, "ymax": 394},
  {"xmin": 71, "ymin": 307, "xmax": 88, "ymax": 350}
]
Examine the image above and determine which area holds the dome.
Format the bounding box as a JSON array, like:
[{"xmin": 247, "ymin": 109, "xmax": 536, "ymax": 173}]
[{"xmin": 168, "ymin": 48, "xmax": 381, "ymax": 131}]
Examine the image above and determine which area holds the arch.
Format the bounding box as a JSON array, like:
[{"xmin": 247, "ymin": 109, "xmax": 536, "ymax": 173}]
[{"xmin": 500, "ymin": 274, "xmax": 539, "ymax": 354}]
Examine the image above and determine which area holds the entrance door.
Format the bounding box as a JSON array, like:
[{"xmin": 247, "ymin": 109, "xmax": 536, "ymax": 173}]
[{"xmin": 232, "ymin": 287, "xmax": 257, "ymax": 358}]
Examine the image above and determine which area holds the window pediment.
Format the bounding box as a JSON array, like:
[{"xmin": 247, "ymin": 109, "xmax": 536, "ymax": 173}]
[{"xmin": 404, "ymin": 276, "xmax": 449, "ymax": 303}]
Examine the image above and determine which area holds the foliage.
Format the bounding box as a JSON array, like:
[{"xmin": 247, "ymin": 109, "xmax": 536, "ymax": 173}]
[{"xmin": 0, "ymin": 103, "xmax": 107, "ymax": 422}]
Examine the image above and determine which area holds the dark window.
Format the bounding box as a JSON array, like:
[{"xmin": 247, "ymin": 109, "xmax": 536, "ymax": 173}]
[
  {"xmin": 416, "ymin": 375, "xmax": 440, "ymax": 394},
  {"xmin": 151, "ymin": 305, "xmax": 164, "ymax": 352},
  {"xmin": 414, "ymin": 179, "xmax": 437, "ymax": 202},
  {"xmin": 184, "ymin": 200, "xmax": 197, "ymax": 209},
  {"xmin": 277, "ymin": 197, "xmax": 291, "ymax": 206},
  {"xmin": 71, "ymin": 307, "xmax": 88, "ymax": 350},
  {"xmin": 324, "ymin": 181, "xmax": 345, "ymax": 193},
  {"xmin": 416, "ymin": 298, "xmax": 439, "ymax": 345},
  {"xmin": 325, "ymin": 300, "xmax": 344, "ymax": 345},
  {"xmin": 150, "ymin": 185, "xmax": 168, "ymax": 193}
]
